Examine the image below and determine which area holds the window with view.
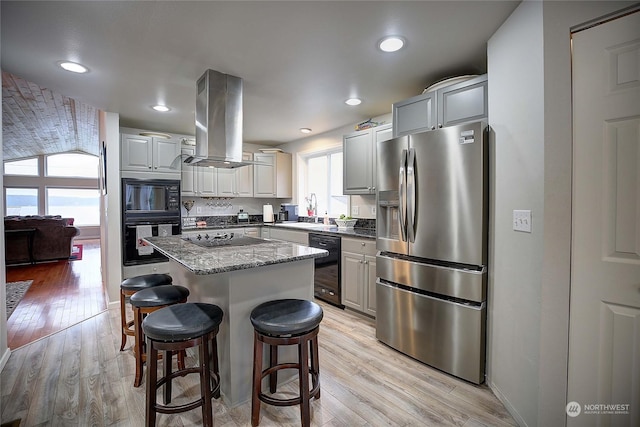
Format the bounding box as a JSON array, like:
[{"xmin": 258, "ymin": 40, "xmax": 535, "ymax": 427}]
[
  {"xmin": 4, "ymin": 152, "xmax": 100, "ymax": 225},
  {"xmin": 305, "ymin": 150, "xmax": 347, "ymax": 217},
  {"xmin": 5, "ymin": 188, "xmax": 38, "ymax": 216},
  {"xmin": 46, "ymin": 188, "xmax": 100, "ymax": 226}
]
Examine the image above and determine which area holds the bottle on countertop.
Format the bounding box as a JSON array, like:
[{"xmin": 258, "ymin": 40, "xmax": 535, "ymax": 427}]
[{"xmin": 324, "ymin": 211, "xmax": 330, "ymax": 225}]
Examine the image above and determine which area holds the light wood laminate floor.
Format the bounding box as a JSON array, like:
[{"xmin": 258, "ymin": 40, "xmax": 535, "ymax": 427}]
[{"xmin": 1, "ymin": 299, "xmax": 516, "ymax": 426}]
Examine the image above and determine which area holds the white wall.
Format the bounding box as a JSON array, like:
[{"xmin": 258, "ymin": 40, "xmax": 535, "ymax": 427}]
[
  {"xmin": 0, "ymin": 1, "xmax": 9, "ymax": 369},
  {"xmin": 487, "ymin": 1, "xmax": 636, "ymax": 426},
  {"xmin": 102, "ymin": 112, "xmax": 123, "ymax": 303},
  {"xmin": 487, "ymin": 3, "xmax": 545, "ymax": 426}
]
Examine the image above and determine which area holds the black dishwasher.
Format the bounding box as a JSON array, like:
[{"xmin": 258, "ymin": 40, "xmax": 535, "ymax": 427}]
[{"xmin": 308, "ymin": 233, "xmax": 343, "ymax": 308}]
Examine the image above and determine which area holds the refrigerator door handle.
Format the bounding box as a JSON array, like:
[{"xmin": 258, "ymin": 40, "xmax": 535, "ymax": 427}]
[
  {"xmin": 407, "ymin": 147, "xmax": 416, "ymax": 243},
  {"xmin": 399, "ymin": 149, "xmax": 408, "ymax": 242}
]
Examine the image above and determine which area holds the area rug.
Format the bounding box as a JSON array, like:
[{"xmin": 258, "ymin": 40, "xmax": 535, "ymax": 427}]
[
  {"xmin": 70, "ymin": 243, "xmax": 83, "ymax": 261},
  {"xmin": 6, "ymin": 280, "xmax": 33, "ymax": 319}
]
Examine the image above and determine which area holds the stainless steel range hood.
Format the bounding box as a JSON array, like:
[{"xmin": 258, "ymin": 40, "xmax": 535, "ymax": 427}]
[{"xmin": 184, "ymin": 69, "xmax": 253, "ymax": 168}]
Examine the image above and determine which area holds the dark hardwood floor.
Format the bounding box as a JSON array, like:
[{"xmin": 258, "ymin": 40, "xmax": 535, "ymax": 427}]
[{"xmin": 5, "ymin": 239, "xmax": 107, "ymax": 349}]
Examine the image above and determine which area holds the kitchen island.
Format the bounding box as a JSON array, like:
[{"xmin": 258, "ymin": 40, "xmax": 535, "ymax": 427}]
[{"xmin": 143, "ymin": 235, "xmax": 328, "ymax": 407}]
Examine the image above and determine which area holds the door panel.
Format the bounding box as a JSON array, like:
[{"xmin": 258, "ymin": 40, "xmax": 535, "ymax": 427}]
[
  {"xmin": 408, "ymin": 122, "xmax": 488, "ymax": 265},
  {"xmin": 376, "ymin": 135, "xmax": 409, "ymax": 255},
  {"xmin": 569, "ymin": 10, "xmax": 640, "ymax": 426}
]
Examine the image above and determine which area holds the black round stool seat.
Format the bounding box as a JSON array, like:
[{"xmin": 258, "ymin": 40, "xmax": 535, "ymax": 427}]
[
  {"xmin": 143, "ymin": 303, "xmax": 224, "ymax": 342},
  {"xmin": 119, "ymin": 273, "xmax": 173, "ymax": 353},
  {"xmin": 121, "ymin": 273, "xmax": 172, "ymax": 291},
  {"xmin": 129, "ymin": 285, "xmax": 190, "ymax": 388},
  {"xmin": 250, "ymin": 299, "xmax": 323, "ymax": 337},
  {"xmin": 130, "ymin": 285, "xmax": 190, "ymax": 308}
]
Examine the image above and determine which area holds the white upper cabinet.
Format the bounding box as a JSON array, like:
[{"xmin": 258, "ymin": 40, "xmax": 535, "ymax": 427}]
[
  {"xmin": 180, "ymin": 144, "xmax": 216, "ymax": 197},
  {"xmin": 181, "ymin": 146, "xmax": 196, "ymax": 195},
  {"xmin": 393, "ymin": 74, "xmax": 488, "ymax": 137},
  {"xmin": 343, "ymin": 123, "xmax": 393, "ymax": 195},
  {"xmin": 217, "ymin": 152, "xmax": 253, "ymax": 197},
  {"xmin": 253, "ymin": 152, "xmax": 292, "ymax": 198},
  {"xmin": 121, "ymin": 134, "xmax": 181, "ymax": 174}
]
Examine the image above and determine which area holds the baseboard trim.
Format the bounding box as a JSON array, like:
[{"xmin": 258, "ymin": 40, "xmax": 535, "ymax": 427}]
[
  {"xmin": 489, "ymin": 380, "xmax": 528, "ymax": 427},
  {"xmin": 0, "ymin": 347, "xmax": 11, "ymax": 373}
]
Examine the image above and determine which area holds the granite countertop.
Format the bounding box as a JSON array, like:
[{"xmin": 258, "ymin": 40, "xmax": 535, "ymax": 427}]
[
  {"xmin": 267, "ymin": 223, "xmax": 377, "ymax": 239},
  {"xmin": 183, "ymin": 223, "xmax": 377, "ymax": 239},
  {"xmin": 144, "ymin": 235, "xmax": 328, "ymax": 275}
]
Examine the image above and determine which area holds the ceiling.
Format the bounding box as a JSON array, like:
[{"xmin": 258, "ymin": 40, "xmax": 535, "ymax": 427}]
[{"xmin": 1, "ymin": 1, "xmax": 520, "ymax": 161}]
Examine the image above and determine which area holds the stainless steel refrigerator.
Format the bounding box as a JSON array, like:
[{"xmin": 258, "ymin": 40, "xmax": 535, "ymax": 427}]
[{"xmin": 376, "ymin": 121, "xmax": 488, "ymax": 384}]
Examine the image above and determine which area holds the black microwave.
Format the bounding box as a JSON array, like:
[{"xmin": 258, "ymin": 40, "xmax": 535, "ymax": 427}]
[{"xmin": 122, "ymin": 178, "xmax": 180, "ymax": 219}]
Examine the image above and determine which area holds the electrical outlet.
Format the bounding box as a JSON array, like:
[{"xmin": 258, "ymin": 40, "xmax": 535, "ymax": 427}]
[
  {"xmin": 371, "ymin": 206, "xmax": 376, "ymax": 215},
  {"xmin": 513, "ymin": 210, "xmax": 532, "ymax": 232},
  {"xmin": 351, "ymin": 206, "xmax": 359, "ymax": 216},
  {"xmin": 196, "ymin": 206, "xmax": 203, "ymax": 214}
]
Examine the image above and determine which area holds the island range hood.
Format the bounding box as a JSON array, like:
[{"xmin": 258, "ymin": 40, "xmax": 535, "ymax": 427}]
[{"xmin": 184, "ymin": 69, "xmax": 255, "ymax": 168}]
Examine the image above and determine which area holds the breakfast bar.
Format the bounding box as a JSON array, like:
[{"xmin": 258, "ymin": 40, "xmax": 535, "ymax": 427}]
[{"xmin": 143, "ymin": 234, "xmax": 327, "ymax": 407}]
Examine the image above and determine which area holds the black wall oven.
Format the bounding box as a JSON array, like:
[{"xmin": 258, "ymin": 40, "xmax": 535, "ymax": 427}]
[{"xmin": 121, "ymin": 178, "xmax": 181, "ymax": 266}]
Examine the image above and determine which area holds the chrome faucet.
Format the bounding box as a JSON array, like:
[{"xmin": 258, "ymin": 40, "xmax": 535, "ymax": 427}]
[{"xmin": 310, "ymin": 193, "xmax": 318, "ymax": 222}]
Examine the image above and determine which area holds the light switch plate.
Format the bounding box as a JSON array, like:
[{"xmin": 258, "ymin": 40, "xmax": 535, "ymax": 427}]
[
  {"xmin": 196, "ymin": 206, "xmax": 203, "ymax": 214},
  {"xmin": 513, "ymin": 210, "xmax": 532, "ymax": 232},
  {"xmin": 352, "ymin": 206, "xmax": 359, "ymax": 215}
]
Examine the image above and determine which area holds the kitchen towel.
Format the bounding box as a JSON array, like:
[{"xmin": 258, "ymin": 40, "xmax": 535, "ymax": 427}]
[
  {"xmin": 263, "ymin": 204, "xmax": 274, "ymax": 223},
  {"xmin": 136, "ymin": 225, "xmax": 154, "ymax": 255},
  {"xmin": 158, "ymin": 224, "xmax": 173, "ymax": 237}
]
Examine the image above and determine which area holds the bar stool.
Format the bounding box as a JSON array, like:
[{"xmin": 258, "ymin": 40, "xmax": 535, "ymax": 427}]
[
  {"xmin": 142, "ymin": 302, "xmax": 223, "ymax": 427},
  {"xmin": 120, "ymin": 273, "xmax": 173, "ymax": 351},
  {"xmin": 130, "ymin": 284, "xmax": 190, "ymax": 387},
  {"xmin": 250, "ymin": 299, "xmax": 323, "ymax": 427}
]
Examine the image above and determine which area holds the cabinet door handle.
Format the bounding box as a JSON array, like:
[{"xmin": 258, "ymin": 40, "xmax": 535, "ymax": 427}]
[
  {"xmin": 438, "ymin": 123, "xmax": 443, "ymax": 128},
  {"xmin": 148, "ymin": 165, "xmax": 152, "ymax": 169},
  {"xmin": 431, "ymin": 126, "xmax": 436, "ymax": 130}
]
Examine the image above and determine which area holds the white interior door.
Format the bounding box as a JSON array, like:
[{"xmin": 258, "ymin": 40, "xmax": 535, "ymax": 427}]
[{"xmin": 569, "ymin": 9, "xmax": 640, "ymax": 427}]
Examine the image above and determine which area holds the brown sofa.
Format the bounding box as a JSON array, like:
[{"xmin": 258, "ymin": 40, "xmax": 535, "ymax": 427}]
[{"xmin": 4, "ymin": 215, "xmax": 80, "ymax": 265}]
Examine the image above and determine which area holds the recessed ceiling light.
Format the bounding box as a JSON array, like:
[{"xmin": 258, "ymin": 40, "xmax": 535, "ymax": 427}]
[
  {"xmin": 59, "ymin": 61, "xmax": 88, "ymax": 73},
  {"xmin": 152, "ymin": 105, "xmax": 171, "ymax": 112},
  {"xmin": 345, "ymin": 98, "xmax": 362, "ymax": 106},
  {"xmin": 379, "ymin": 36, "xmax": 405, "ymax": 53},
  {"xmin": 300, "ymin": 128, "xmax": 312, "ymax": 134}
]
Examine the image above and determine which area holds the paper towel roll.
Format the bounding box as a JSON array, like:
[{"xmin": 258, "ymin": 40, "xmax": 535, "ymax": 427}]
[{"xmin": 263, "ymin": 204, "xmax": 274, "ymax": 223}]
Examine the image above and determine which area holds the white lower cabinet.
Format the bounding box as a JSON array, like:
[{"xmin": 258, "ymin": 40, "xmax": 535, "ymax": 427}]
[
  {"xmin": 267, "ymin": 227, "xmax": 308, "ymax": 244},
  {"xmin": 244, "ymin": 227, "xmax": 259, "ymax": 237},
  {"xmin": 341, "ymin": 237, "xmax": 377, "ymax": 317}
]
